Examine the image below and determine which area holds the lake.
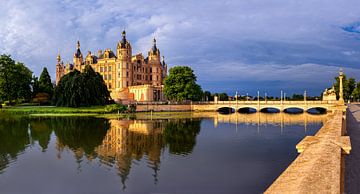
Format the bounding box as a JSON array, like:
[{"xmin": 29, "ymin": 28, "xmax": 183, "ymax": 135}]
[{"xmin": 0, "ymin": 112, "xmax": 326, "ymax": 194}]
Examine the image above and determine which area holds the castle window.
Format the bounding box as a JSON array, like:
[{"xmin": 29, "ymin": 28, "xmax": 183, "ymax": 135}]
[
  {"xmin": 104, "ymin": 67, "xmax": 107, "ymax": 72},
  {"xmin": 150, "ymin": 75, "xmax": 152, "ymax": 81},
  {"xmin": 150, "ymin": 68, "xmax": 152, "ymax": 73},
  {"xmin": 157, "ymin": 75, "xmax": 159, "ymax": 81},
  {"xmin": 100, "ymin": 67, "xmax": 103, "ymax": 72},
  {"xmin": 118, "ymin": 72, "xmax": 121, "ymax": 78},
  {"xmin": 126, "ymin": 81, "xmax": 129, "ymax": 87},
  {"xmin": 108, "ymin": 66, "xmax": 112, "ymax": 72},
  {"xmin": 108, "ymin": 74, "xmax": 112, "ymax": 80},
  {"xmin": 109, "ymin": 83, "xmax": 112, "ymax": 89},
  {"xmin": 126, "ymin": 72, "xmax": 129, "ymax": 78},
  {"xmin": 126, "ymin": 63, "xmax": 129, "ymax": 69}
]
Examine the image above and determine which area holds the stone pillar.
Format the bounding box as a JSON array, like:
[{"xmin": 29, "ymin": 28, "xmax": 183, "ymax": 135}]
[
  {"xmin": 214, "ymin": 96, "xmax": 218, "ymax": 104},
  {"xmin": 338, "ymin": 69, "xmax": 344, "ymax": 104}
]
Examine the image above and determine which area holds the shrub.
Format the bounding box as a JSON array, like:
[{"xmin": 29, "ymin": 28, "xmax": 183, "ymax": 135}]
[{"xmin": 105, "ymin": 104, "xmax": 127, "ymax": 113}]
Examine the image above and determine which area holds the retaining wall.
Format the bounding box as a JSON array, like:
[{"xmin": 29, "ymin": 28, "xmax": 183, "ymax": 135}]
[{"xmin": 265, "ymin": 110, "xmax": 351, "ymax": 193}]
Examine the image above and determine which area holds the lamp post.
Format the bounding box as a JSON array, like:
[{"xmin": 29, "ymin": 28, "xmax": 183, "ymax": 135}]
[
  {"xmin": 304, "ymin": 90, "xmax": 307, "ymax": 104},
  {"xmin": 338, "ymin": 69, "xmax": 344, "ymax": 104},
  {"xmin": 281, "ymin": 90, "xmax": 283, "ymax": 105}
]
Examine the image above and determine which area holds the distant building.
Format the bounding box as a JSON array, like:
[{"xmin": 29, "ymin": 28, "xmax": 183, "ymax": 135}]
[{"xmin": 56, "ymin": 30, "xmax": 168, "ymax": 103}]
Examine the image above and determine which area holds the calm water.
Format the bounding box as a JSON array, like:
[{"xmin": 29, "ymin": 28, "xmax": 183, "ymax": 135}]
[{"xmin": 0, "ymin": 113, "xmax": 325, "ymax": 194}]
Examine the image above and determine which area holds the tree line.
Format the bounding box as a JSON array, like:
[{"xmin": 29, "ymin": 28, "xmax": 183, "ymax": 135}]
[{"xmin": 0, "ymin": 55, "xmax": 110, "ymax": 107}]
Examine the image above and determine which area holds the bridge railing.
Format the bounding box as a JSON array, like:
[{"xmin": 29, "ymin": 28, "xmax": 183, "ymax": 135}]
[{"xmin": 203, "ymin": 100, "xmax": 336, "ymax": 105}]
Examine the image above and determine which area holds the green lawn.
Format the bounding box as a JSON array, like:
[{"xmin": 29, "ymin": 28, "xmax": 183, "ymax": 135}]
[{"xmin": 0, "ymin": 106, "xmax": 107, "ymax": 114}]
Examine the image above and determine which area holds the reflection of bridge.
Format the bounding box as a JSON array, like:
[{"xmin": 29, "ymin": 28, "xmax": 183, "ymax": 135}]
[
  {"xmin": 192, "ymin": 100, "xmax": 341, "ymax": 113},
  {"xmin": 191, "ymin": 112, "xmax": 327, "ymax": 125}
]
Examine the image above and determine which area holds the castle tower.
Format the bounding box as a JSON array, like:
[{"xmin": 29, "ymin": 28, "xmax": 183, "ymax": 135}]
[
  {"xmin": 73, "ymin": 41, "xmax": 83, "ymax": 71},
  {"xmin": 148, "ymin": 38, "xmax": 162, "ymax": 86},
  {"xmin": 116, "ymin": 30, "xmax": 133, "ymax": 88},
  {"xmin": 56, "ymin": 52, "xmax": 64, "ymax": 85}
]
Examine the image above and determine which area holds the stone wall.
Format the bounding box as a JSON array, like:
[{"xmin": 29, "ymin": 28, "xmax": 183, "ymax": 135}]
[
  {"xmin": 136, "ymin": 104, "xmax": 191, "ymax": 112},
  {"xmin": 265, "ymin": 109, "xmax": 351, "ymax": 193}
]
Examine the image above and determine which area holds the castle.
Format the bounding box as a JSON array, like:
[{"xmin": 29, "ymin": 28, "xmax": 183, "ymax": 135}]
[{"xmin": 56, "ymin": 30, "xmax": 167, "ymax": 103}]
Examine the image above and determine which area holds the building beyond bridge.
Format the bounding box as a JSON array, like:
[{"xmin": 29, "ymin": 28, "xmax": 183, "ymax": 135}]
[{"xmin": 56, "ymin": 30, "xmax": 167, "ymax": 103}]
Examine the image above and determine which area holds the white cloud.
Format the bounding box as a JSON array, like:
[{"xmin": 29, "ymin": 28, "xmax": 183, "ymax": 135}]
[{"xmin": 0, "ymin": 0, "xmax": 360, "ymax": 93}]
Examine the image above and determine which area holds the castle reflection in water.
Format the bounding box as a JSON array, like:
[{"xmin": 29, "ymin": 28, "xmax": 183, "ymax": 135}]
[{"xmin": 0, "ymin": 112, "xmax": 327, "ymax": 188}]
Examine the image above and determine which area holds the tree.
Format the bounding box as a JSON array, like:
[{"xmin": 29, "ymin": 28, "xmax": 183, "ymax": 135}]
[
  {"xmin": 218, "ymin": 93, "xmax": 229, "ymax": 101},
  {"xmin": 164, "ymin": 66, "xmax": 203, "ymax": 101},
  {"xmin": 334, "ymin": 74, "xmax": 356, "ymax": 100},
  {"xmin": 0, "ymin": 55, "xmax": 32, "ymax": 103},
  {"xmin": 352, "ymin": 82, "xmax": 360, "ymax": 102},
  {"xmin": 38, "ymin": 67, "xmax": 54, "ymax": 97},
  {"xmin": 291, "ymin": 94, "xmax": 304, "ymax": 100},
  {"xmin": 53, "ymin": 65, "xmax": 110, "ymax": 107},
  {"xmin": 203, "ymin": 91, "xmax": 214, "ymax": 101}
]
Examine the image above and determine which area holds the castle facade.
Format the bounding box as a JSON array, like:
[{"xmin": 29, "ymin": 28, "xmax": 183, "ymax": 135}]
[{"xmin": 56, "ymin": 31, "xmax": 167, "ymax": 103}]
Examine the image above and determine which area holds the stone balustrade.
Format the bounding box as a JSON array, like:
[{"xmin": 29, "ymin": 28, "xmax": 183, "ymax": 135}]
[{"xmin": 265, "ymin": 110, "xmax": 351, "ymax": 193}]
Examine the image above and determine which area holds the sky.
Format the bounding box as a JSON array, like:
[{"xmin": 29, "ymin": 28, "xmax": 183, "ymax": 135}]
[{"xmin": 1, "ymin": 0, "xmax": 360, "ymax": 96}]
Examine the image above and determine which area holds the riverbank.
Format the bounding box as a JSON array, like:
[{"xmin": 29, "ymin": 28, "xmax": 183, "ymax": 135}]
[
  {"xmin": 0, "ymin": 106, "xmax": 107, "ymax": 114},
  {"xmin": 0, "ymin": 106, "xmax": 198, "ymax": 119}
]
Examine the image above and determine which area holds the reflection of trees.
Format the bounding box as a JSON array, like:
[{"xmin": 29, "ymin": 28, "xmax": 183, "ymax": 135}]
[
  {"xmin": 0, "ymin": 118, "xmax": 30, "ymax": 173},
  {"xmin": 30, "ymin": 119, "xmax": 53, "ymax": 151},
  {"xmin": 163, "ymin": 119, "xmax": 201, "ymax": 155},
  {"xmin": 53, "ymin": 117, "xmax": 110, "ymax": 158}
]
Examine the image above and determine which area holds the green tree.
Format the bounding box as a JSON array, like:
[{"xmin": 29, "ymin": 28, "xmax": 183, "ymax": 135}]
[
  {"xmin": 291, "ymin": 94, "xmax": 304, "ymax": 100},
  {"xmin": 53, "ymin": 65, "xmax": 110, "ymax": 107},
  {"xmin": 334, "ymin": 74, "xmax": 356, "ymax": 100},
  {"xmin": 164, "ymin": 66, "xmax": 203, "ymax": 101},
  {"xmin": 352, "ymin": 82, "xmax": 360, "ymax": 102},
  {"xmin": 218, "ymin": 93, "xmax": 229, "ymax": 101},
  {"xmin": 0, "ymin": 55, "xmax": 32, "ymax": 103},
  {"xmin": 203, "ymin": 91, "xmax": 214, "ymax": 101},
  {"xmin": 38, "ymin": 67, "xmax": 54, "ymax": 97}
]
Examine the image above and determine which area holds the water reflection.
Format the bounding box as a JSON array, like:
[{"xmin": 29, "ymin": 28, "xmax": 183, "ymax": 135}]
[
  {"xmin": 0, "ymin": 112, "xmax": 326, "ymax": 193},
  {"xmin": 0, "ymin": 118, "xmax": 30, "ymax": 174}
]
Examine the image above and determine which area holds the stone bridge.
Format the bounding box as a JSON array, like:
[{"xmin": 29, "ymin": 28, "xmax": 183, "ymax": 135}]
[
  {"xmin": 192, "ymin": 100, "xmax": 341, "ymax": 113},
  {"xmin": 136, "ymin": 100, "xmax": 343, "ymax": 113}
]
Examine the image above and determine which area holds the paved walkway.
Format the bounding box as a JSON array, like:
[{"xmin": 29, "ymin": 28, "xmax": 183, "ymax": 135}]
[{"xmin": 345, "ymin": 103, "xmax": 360, "ymax": 194}]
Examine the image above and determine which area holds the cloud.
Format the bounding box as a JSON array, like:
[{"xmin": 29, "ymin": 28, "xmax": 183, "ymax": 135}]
[{"xmin": 0, "ymin": 0, "xmax": 360, "ymax": 95}]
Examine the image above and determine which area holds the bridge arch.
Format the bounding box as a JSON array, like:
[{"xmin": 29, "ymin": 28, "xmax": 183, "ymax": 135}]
[
  {"xmin": 260, "ymin": 107, "xmax": 281, "ymax": 113},
  {"xmin": 217, "ymin": 107, "xmax": 236, "ymax": 114},
  {"xmin": 283, "ymin": 107, "xmax": 304, "ymax": 114},
  {"xmin": 238, "ymin": 107, "xmax": 257, "ymax": 114},
  {"xmin": 307, "ymin": 107, "xmax": 327, "ymax": 114}
]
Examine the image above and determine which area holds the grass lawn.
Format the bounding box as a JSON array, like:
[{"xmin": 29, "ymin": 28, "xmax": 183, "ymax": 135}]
[
  {"xmin": 0, "ymin": 106, "xmax": 107, "ymax": 115},
  {"xmin": 0, "ymin": 106, "xmax": 199, "ymax": 119}
]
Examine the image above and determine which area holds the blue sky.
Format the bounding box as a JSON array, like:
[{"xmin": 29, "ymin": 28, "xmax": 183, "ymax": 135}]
[{"xmin": 1, "ymin": 0, "xmax": 360, "ymax": 96}]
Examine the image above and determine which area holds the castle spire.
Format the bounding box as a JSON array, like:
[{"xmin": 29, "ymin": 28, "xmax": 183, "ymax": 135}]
[
  {"xmin": 122, "ymin": 30, "xmax": 126, "ymax": 38},
  {"xmin": 57, "ymin": 50, "xmax": 61, "ymax": 63},
  {"xmin": 77, "ymin": 41, "xmax": 80, "ymax": 49},
  {"xmin": 151, "ymin": 37, "xmax": 158, "ymax": 53}
]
